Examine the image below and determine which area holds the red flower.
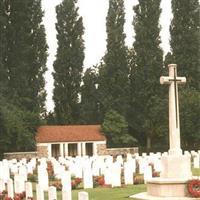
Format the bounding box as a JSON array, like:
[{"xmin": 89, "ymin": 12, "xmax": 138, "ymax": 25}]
[
  {"xmin": 188, "ymin": 179, "xmax": 200, "ymax": 197},
  {"xmin": 75, "ymin": 178, "xmax": 81, "ymax": 185}
]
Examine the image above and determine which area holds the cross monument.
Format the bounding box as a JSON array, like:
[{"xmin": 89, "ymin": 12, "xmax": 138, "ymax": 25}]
[{"xmin": 160, "ymin": 64, "xmax": 186, "ymax": 155}]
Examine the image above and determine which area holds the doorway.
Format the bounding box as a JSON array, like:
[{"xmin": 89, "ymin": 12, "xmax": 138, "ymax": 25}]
[
  {"xmin": 68, "ymin": 143, "xmax": 78, "ymax": 157},
  {"xmin": 51, "ymin": 144, "xmax": 60, "ymax": 158},
  {"xmin": 86, "ymin": 143, "xmax": 93, "ymax": 156}
]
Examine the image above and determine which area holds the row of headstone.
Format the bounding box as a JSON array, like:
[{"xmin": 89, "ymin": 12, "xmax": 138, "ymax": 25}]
[
  {"xmin": 1, "ymin": 150, "xmax": 200, "ymax": 196},
  {"xmin": 1, "ymin": 178, "xmax": 88, "ymax": 200}
]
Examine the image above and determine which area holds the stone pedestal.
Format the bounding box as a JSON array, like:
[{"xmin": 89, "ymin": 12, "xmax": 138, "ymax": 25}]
[
  {"xmin": 130, "ymin": 154, "xmax": 193, "ymax": 199},
  {"xmin": 160, "ymin": 155, "xmax": 192, "ymax": 179},
  {"xmin": 147, "ymin": 178, "xmax": 190, "ymax": 197}
]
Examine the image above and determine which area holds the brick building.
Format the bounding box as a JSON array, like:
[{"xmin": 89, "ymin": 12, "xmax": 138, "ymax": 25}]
[{"xmin": 36, "ymin": 125, "xmax": 107, "ymax": 158}]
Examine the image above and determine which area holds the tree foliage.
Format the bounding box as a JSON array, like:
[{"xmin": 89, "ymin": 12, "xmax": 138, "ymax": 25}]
[
  {"xmin": 6, "ymin": 0, "xmax": 48, "ymax": 115},
  {"xmin": 0, "ymin": 97, "xmax": 38, "ymax": 158},
  {"xmin": 0, "ymin": 0, "xmax": 47, "ymax": 156},
  {"xmin": 80, "ymin": 68, "xmax": 99, "ymax": 124},
  {"xmin": 98, "ymin": 0, "xmax": 129, "ymax": 120},
  {"xmin": 169, "ymin": 0, "xmax": 200, "ymax": 149},
  {"xmin": 170, "ymin": 0, "xmax": 200, "ymax": 90},
  {"xmin": 130, "ymin": 0, "xmax": 167, "ymax": 152},
  {"xmin": 180, "ymin": 89, "xmax": 200, "ymax": 150},
  {"xmin": 53, "ymin": 0, "xmax": 84, "ymax": 124},
  {"xmin": 102, "ymin": 110, "xmax": 137, "ymax": 148}
]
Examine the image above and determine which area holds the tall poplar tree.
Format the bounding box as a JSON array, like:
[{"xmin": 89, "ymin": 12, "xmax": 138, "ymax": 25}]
[
  {"xmin": 0, "ymin": 0, "xmax": 8, "ymax": 95},
  {"xmin": 169, "ymin": 0, "xmax": 200, "ymax": 149},
  {"xmin": 80, "ymin": 68, "xmax": 99, "ymax": 124},
  {"xmin": 6, "ymin": 0, "xmax": 48, "ymax": 115},
  {"xmin": 170, "ymin": 0, "xmax": 200, "ymax": 90},
  {"xmin": 53, "ymin": 0, "xmax": 84, "ymax": 124},
  {"xmin": 98, "ymin": 0, "xmax": 129, "ymax": 119},
  {"xmin": 0, "ymin": 0, "xmax": 47, "ymax": 155},
  {"xmin": 130, "ymin": 0, "xmax": 167, "ymax": 152}
]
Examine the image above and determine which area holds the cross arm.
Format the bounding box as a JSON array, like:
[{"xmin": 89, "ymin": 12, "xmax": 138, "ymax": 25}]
[
  {"xmin": 160, "ymin": 76, "xmax": 186, "ymax": 85},
  {"xmin": 160, "ymin": 76, "xmax": 171, "ymax": 84}
]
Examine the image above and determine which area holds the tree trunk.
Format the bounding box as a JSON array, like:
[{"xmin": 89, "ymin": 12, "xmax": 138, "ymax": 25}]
[{"xmin": 146, "ymin": 135, "xmax": 151, "ymax": 153}]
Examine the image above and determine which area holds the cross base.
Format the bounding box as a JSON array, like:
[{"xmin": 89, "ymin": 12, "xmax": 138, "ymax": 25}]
[
  {"xmin": 168, "ymin": 148, "xmax": 182, "ymax": 156},
  {"xmin": 160, "ymin": 155, "xmax": 192, "ymax": 179}
]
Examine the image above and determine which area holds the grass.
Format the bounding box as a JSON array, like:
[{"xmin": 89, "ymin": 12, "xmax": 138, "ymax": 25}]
[
  {"xmin": 192, "ymin": 167, "xmax": 200, "ymax": 176},
  {"xmin": 72, "ymin": 184, "xmax": 146, "ymax": 200},
  {"xmin": 31, "ymin": 166, "xmax": 200, "ymax": 199},
  {"xmin": 36, "ymin": 184, "xmax": 146, "ymax": 200}
]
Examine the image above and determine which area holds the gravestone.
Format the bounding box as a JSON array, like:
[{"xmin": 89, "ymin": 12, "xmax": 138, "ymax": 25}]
[
  {"xmin": 0, "ymin": 179, "xmax": 5, "ymax": 192},
  {"xmin": 124, "ymin": 161, "xmax": 134, "ymax": 185},
  {"xmin": 19, "ymin": 165, "xmax": 27, "ymax": 181},
  {"xmin": 78, "ymin": 191, "xmax": 89, "ymax": 200},
  {"xmin": 143, "ymin": 165, "xmax": 152, "ymax": 183},
  {"xmin": 193, "ymin": 154, "xmax": 200, "ymax": 169},
  {"xmin": 36, "ymin": 184, "xmax": 44, "ymax": 200},
  {"xmin": 104, "ymin": 166, "xmax": 112, "ymax": 185},
  {"xmin": 48, "ymin": 186, "xmax": 57, "ymax": 200},
  {"xmin": 38, "ymin": 166, "xmax": 49, "ymax": 191},
  {"xmin": 83, "ymin": 165, "xmax": 93, "ymax": 189},
  {"xmin": 111, "ymin": 162, "xmax": 121, "ymax": 187},
  {"xmin": 7, "ymin": 179, "xmax": 14, "ymax": 199},
  {"xmin": 61, "ymin": 171, "xmax": 72, "ymax": 200},
  {"xmin": 14, "ymin": 174, "xmax": 25, "ymax": 194},
  {"xmin": 25, "ymin": 182, "xmax": 33, "ymax": 199}
]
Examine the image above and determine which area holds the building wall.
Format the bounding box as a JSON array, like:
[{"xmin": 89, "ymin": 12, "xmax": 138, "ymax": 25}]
[
  {"xmin": 37, "ymin": 141, "xmax": 138, "ymax": 158},
  {"xmin": 96, "ymin": 143, "xmax": 138, "ymax": 156},
  {"xmin": 37, "ymin": 144, "xmax": 48, "ymax": 158},
  {"xmin": 4, "ymin": 152, "xmax": 37, "ymax": 160}
]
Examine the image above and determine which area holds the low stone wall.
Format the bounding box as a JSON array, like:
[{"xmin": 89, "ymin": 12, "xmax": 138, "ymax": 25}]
[
  {"xmin": 97, "ymin": 144, "xmax": 138, "ymax": 156},
  {"xmin": 4, "ymin": 152, "xmax": 37, "ymax": 160},
  {"xmin": 105, "ymin": 147, "xmax": 138, "ymax": 157}
]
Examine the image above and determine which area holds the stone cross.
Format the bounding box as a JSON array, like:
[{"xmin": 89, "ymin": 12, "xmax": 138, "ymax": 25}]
[{"xmin": 160, "ymin": 64, "xmax": 186, "ymax": 155}]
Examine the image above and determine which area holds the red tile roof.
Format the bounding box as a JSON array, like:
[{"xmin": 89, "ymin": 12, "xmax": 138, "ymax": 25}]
[{"xmin": 36, "ymin": 125, "xmax": 106, "ymax": 143}]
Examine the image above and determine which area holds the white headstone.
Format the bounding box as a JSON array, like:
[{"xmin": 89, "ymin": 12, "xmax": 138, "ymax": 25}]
[
  {"xmin": 7, "ymin": 179, "xmax": 14, "ymax": 198},
  {"xmin": 38, "ymin": 166, "xmax": 49, "ymax": 191},
  {"xmin": 104, "ymin": 166, "xmax": 112, "ymax": 185},
  {"xmin": 111, "ymin": 162, "xmax": 121, "ymax": 187},
  {"xmin": 144, "ymin": 165, "xmax": 152, "ymax": 183},
  {"xmin": 25, "ymin": 182, "xmax": 33, "ymax": 199},
  {"xmin": 78, "ymin": 191, "xmax": 89, "ymax": 200},
  {"xmin": 61, "ymin": 171, "xmax": 71, "ymax": 200},
  {"xmin": 36, "ymin": 184, "xmax": 44, "ymax": 200},
  {"xmin": 48, "ymin": 186, "xmax": 57, "ymax": 200},
  {"xmin": 124, "ymin": 162, "xmax": 133, "ymax": 185},
  {"xmin": 83, "ymin": 166, "xmax": 93, "ymax": 189},
  {"xmin": 0, "ymin": 179, "xmax": 5, "ymax": 193},
  {"xmin": 193, "ymin": 154, "xmax": 200, "ymax": 169},
  {"xmin": 14, "ymin": 174, "xmax": 25, "ymax": 194},
  {"xmin": 19, "ymin": 165, "xmax": 27, "ymax": 181}
]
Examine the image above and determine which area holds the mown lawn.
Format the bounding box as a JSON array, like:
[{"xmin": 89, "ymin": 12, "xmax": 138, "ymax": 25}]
[
  {"xmin": 32, "ymin": 166, "xmax": 200, "ymax": 199},
  {"xmin": 34, "ymin": 184, "xmax": 146, "ymax": 200},
  {"xmin": 72, "ymin": 184, "xmax": 146, "ymax": 200}
]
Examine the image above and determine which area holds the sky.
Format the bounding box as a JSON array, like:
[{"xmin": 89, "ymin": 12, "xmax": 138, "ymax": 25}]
[{"xmin": 41, "ymin": 0, "xmax": 172, "ymax": 112}]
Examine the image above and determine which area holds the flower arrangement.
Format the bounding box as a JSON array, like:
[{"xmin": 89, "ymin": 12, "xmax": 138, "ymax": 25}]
[
  {"xmin": 71, "ymin": 178, "xmax": 82, "ymax": 189},
  {"xmin": 94, "ymin": 176, "xmax": 105, "ymax": 187},
  {"xmin": 52, "ymin": 181, "xmax": 62, "ymax": 191},
  {"xmin": 14, "ymin": 191, "xmax": 26, "ymax": 200},
  {"xmin": 188, "ymin": 179, "xmax": 200, "ymax": 197}
]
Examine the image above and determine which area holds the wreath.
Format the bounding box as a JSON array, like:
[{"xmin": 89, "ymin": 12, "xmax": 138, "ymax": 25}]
[{"xmin": 188, "ymin": 179, "xmax": 200, "ymax": 197}]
